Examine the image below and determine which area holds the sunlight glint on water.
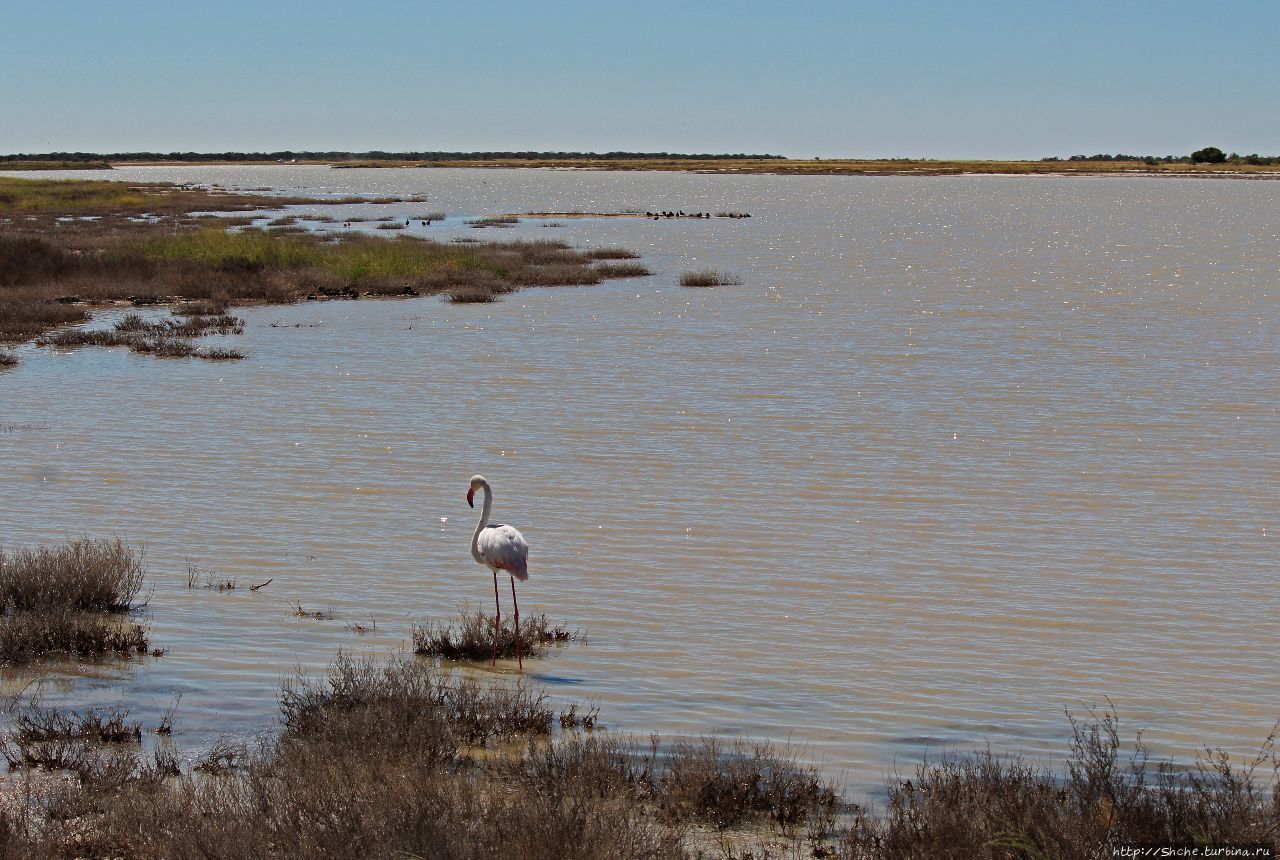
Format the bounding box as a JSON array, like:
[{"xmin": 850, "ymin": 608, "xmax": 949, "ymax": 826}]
[{"xmin": 1, "ymin": 166, "xmax": 1277, "ymax": 790}]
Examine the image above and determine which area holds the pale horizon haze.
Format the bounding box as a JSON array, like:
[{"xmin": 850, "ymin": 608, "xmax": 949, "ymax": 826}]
[{"xmin": 2, "ymin": 0, "xmax": 1277, "ymax": 159}]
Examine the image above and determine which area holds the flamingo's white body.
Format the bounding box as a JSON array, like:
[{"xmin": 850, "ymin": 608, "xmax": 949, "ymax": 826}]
[{"xmin": 467, "ymin": 475, "xmax": 529, "ymax": 669}]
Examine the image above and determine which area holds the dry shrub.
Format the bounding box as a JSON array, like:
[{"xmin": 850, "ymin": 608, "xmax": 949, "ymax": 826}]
[
  {"xmin": 595, "ymin": 262, "xmax": 652, "ymax": 278},
  {"xmin": 36, "ymin": 325, "xmax": 243, "ymax": 361},
  {"xmin": 198, "ymin": 347, "xmax": 245, "ymax": 361},
  {"xmin": 658, "ymin": 737, "xmax": 839, "ymax": 830},
  {"xmin": 0, "ymin": 611, "xmax": 149, "ymax": 664},
  {"xmin": 585, "ymin": 247, "xmax": 640, "ymax": 260},
  {"xmin": 679, "ymin": 270, "xmax": 742, "ymax": 287},
  {"xmin": 3, "ymin": 706, "xmax": 142, "ymax": 770},
  {"xmin": 0, "ymin": 539, "xmax": 149, "ymax": 664},
  {"xmin": 281, "ymin": 654, "xmax": 553, "ymax": 746},
  {"xmin": 837, "ymin": 706, "xmax": 1280, "ymax": 860},
  {"xmin": 129, "ymin": 337, "xmax": 198, "ymax": 358},
  {"xmin": 115, "ymin": 313, "xmax": 243, "ymax": 337},
  {"xmin": 510, "ymin": 263, "xmax": 602, "ymax": 286},
  {"xmin": 419, "ymin": 267, "xmax": 511, "ymax": 294},
  {"xmin": 0, "ymin": 538, "xmax": 145, "ymax": 612},
  {"xmin": 466, "ymin": 215, "xmax": 520, "ymax": 228},
  {"xmin": 446, "ymin": 287, "xmax": 500, "ymax": 303},
  {"xmin": 0, "ymin": 236, "xmax": 73, "ymax": 286},
  {"xmin": 35, "ymin": 328, "xmax": 134, "ymax": 349},
  {"xmin": 503, "ymin": 240, "xmax": 585, "ymax": 266},
  {"xmin": 0, "ymin": 294, "xmax": 89, "ymax": 343},
  {"xmin": 171, "ymin": 298, "xmax": 228, "ymax": 316},
  {"xmin": 0, "ymin": 678, "xmax": 1275, "ymax": 860},
  {"xmin": 0, "ymin": 657, "xmax": 690, "ymax": 859},
  {"xmin": 412, "ymin": 608, "xmax": 576, "ymax": 661}
]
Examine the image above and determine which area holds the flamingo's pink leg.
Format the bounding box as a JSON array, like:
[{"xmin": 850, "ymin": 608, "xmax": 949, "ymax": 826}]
[
  {"xmin": 510, "ymin": 575, "xmax": 522, "ymax": 672},
  {"xmin": 491, "ymin": 569, "xmax": 501, "ymax": 667}
]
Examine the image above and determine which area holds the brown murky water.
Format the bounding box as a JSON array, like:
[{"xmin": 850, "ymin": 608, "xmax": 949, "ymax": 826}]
[{"xmin": 2, "ymin": 166, "xmax": 1277, "ymax": 791}]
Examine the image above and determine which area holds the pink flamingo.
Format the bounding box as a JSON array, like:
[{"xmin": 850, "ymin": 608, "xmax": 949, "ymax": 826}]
[{"xmin": 467, "ymin": 475, "xmax": 530, "ymax": 670}]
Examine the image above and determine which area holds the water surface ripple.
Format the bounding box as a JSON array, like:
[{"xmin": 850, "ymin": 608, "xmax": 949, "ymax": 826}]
[{"xmin": 1, "ymin": 166, "xmax": 1277, "ymax": 789}]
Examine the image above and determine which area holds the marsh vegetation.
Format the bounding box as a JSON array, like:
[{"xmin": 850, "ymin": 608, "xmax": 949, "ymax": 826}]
[
  {"xmin": 0, "ymin": 538, "xmax": 150, "ymax": 664},
  {"xmin": 412, "ymin": 608, "xmax": 577, "ymax": 660},
  {"xmin": 0, "ymin": 178, "xmax": 645, "ymax": 360},
  {"xmin": 835, "ymin": 708, "xmax": 1280, "ymax": 859},
  {"xmin": 1, "ymin": 655, "xmax": 1275, "ymax": 858},
  {"xmin": 594, "ymin": 262, "xmax": 652, "ymax": 278},
  {"xmin": 0, "ymin": 540, "xmax": 1274, "ymax": 856},
  {"xmin": 679, "ymin": 269, "xmax": 743, "ymax": 287},
  {"xmin": 0, "ymin": 655, "xmax": 841, "ymax": 859},
  {"xmin": 465, "ymin": 215, "xmax": 520, "ymax": 228}
]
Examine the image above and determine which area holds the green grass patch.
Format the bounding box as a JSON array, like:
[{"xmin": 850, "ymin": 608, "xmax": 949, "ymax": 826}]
[{"xmin": 0, "ymin": 177, "xmax": 149, "ymax": 212}]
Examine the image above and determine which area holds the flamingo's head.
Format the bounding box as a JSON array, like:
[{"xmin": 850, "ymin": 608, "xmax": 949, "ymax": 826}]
[{"xmin": 467, "ymin": 475, "xmax": 486, "ymax": 508}]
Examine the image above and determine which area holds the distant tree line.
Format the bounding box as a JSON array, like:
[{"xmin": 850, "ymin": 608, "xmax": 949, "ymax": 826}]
[
  {"xmin": 0, "ymin": 150, "xmax": 784, "ymax": 163},
  {"xmin": 1042, "ymin": 147, "xmax": 1279, "ymax": 166}
]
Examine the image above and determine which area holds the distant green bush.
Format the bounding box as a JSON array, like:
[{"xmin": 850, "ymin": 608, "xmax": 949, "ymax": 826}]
[{"xmin": 1190, "ymin": 146, "xmax": 1227, "ymax": 164}]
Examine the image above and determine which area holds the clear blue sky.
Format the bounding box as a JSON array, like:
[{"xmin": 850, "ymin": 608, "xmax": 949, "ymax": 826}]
[{"xmin": 2, "ymin": 0, "xmax": 1276, "ymax": 159}]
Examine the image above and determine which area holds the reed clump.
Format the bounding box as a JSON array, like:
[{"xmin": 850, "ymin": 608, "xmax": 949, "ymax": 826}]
[
  {"xmin": 594, "ymin": 262, "xmax": 651, "ymax": 278},
  {"xmin": 510, "ymin": 263, "xmax": 602, "ymax": 286},
  {"xmin": 35, "ymin": 326, "xmax": 245, "ymax": 361},
  {"xmin": 171, "ymin": 298, "xmax": 228, "ymax": 315},
  {"xmin": 658, "ymin": 736, "xmax": 839, "ymax": 831},
  {"xmin": 446, "ymin": 286, "xmax": 500, "ymax": 304},
  {"xmin": 585, "ymin": 247, "xmax": 640, "ymax": 260},
  {"xmin": 281, "ymin": 653, "xmax": 555, "ymax": 745},
  {"xmin": 466, "ymin": 215, "xmax": 519, "ymax": 228},
  {"xmin": 11, "ymin": 709, "xmax": 141, "ymax": 754},
  {"xmin": 4, "ymin": 705, "xmax": 142, "ymax": 771},
  {"xmin": 0, "ymin": 295, "xmax": 88, "ymax": 343},
  {"xmin": 115, "ymin": 312, "xmax": 244, "ymax": 337},
  {"xmin": 0, "ymin": 612, "xmax": 150, "ymax": 664},
  {"xmin": 0, "ymin": 538, "xmax": 145, "ymax": 613},
  {"xmin": 679, "ymin": 269, "xmax": 742, "ymax": 287},
  {"xmin": 0, "ymin": 538, "xmax": 150, "ymax": 664},
  {"xmin": 200, "ymin": 347, "xmax": 245, "ymax": 360},
  {"xmin": 411, "ymin": 608, "xmax": 577, "ymax": 661}
]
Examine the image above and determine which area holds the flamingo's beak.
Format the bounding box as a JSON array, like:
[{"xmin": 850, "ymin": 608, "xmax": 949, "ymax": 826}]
[{"xmin": 466, "ymin": 488, "xmax": 475, "ymax": 508}]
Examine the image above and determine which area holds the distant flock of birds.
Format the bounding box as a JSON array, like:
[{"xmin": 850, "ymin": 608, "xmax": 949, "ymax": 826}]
[
  {"xmin": 645, "ymin": 211, "xmax": 752, "ymax": 220},
  {"xmin": 333, "ymin": 215, "xmax": 752, "ymax": 228},
  {"xmin": 339, "ymin": 219, "xmax": 435, "ymax": 228}
]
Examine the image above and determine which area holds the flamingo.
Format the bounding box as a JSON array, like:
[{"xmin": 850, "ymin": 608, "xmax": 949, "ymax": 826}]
[{"xmin": 467, "ymin": 475, "xmax": 530, "ymax": 670}]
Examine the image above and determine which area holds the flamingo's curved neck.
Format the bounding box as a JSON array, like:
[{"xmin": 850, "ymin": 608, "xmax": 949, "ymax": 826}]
[{"xmin": 471, "ymin": 481, "xmax": 493, "ymax": 564}]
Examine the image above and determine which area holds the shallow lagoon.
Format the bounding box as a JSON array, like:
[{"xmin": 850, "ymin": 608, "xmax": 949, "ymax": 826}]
[{"xmin": 2, "ymin": 166, "xmax": 1277, "ymax": 790}]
